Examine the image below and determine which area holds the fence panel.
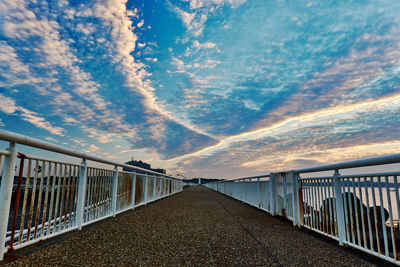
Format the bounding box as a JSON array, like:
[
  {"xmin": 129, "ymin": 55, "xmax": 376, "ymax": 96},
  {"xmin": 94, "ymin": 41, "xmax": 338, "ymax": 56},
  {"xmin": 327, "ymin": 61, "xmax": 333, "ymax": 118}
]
[
  {"xmin": 339, "ymin": 174, "xmax": 400, "ymax": 262},
  {"xmin": 260, "ymin": 181, "xmax": 270, "ymax": 212},
  {"xmin": 134, "ymin": 175, "xmax": 146, "ymax": 206},
  {"xmin": 147, "ymin": 176, "xmax": 154, "ymax": 202},
  {"xmin": 116, "ymin": 172, "xmax": 134, "ymax": 213},
  {"xmin": 84, "ymin": 168, "xmax": 114, "ymax": 224},
  {"xmin": 299, "ymin": 177, "xmax": 338, "ymax": 239},
  {"xmin": 0, "ymin": 130, "xmax": 184, "ymax": 261},
  {"xmin": 155, "ymin": 178, "xmax": 161, "ymax": 199},
  {"xmin": 5, "ymin": 155, "xmax": 80, "ymax": 251}
]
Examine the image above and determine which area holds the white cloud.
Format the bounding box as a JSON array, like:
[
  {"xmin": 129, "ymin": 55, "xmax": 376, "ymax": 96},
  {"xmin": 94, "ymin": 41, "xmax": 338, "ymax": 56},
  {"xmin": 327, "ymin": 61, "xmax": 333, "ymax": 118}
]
[
  {"xmin": 193, "ymin": 40, "xmax": 217, "ymax": 49},
  {"xmin": 84, "ymin": 144, "xmax": 100, "ymax": 153},
  {"xmin": 0, "ymin": 42, "xmax": 44, "ymax": 88},
  {"xmin": 0, "ymin": 93, "xmax": 64, "ymax": 136},
  {"xmin": 174, "ymin": 7, "xmax": 195, "ymax": 27},
  {"xmin": 194, "ymin": 59, "xmax": 221, "ymax": 68},
  {"xmin": 75, "ymin": 23, "xmax": 96, "ymax": 35},
  {"xmin": 174, "ymin": 0, "xmax": 246, "ymax": 37},
  {"xmin": 19, "ymin": 107, "xmax": 65, "ymax": 136},
  {"xmin": 0, "ymin": 0, "xmax": 144, "ymax": 142},
  {"xmin": 0, "ymin": 93, "xmax": 17, "ymax": 114},
  {"xmin": 167, "ymin": 93, "xmax": 400, "ymax": 166},
  {"xmin": 137, "ymin": 19, "xmax": 144, "ymax": 28},
  {"xmin": 88, "ymin": 0, "xmax": 212, "ymax": 139},
  {"xmin": 186, "ymin": 0, "xmax": 246, "ymax": 9}
]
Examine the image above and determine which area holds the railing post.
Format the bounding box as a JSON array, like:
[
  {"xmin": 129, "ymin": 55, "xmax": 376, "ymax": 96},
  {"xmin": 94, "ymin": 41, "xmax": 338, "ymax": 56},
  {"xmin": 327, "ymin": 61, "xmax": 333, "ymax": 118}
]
[
  {"xmin": 0, "ymin": 142, "xmax": 17, "ymax": 261},
  {"xmin": 76, "ymin": 158, "xmax": 87, "ymax": 230},
  {"xmin": 131, "ymin": 172, "xmax": 136, "ymax": 210},
  {"xmin": 270, "ymin": 173, "xmax": 276, "ymax": 216},
  {"xmin": 290, "ymin": 170, "xmax": 298, "ymax": 226},
  {"xmin": 333, "ymin": 169, "xmax": 346, "ymax": 245},
  {"xmin": 112, "ymin": 166, "xmax": 118, "ymax": 217}
]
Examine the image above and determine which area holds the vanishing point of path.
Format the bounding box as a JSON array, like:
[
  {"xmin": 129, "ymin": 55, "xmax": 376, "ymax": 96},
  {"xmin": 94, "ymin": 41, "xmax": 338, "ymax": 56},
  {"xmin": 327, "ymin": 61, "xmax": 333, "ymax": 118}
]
[{"xmin": 2, "ymin": 186, "xmax": 388, "ymax": 266}]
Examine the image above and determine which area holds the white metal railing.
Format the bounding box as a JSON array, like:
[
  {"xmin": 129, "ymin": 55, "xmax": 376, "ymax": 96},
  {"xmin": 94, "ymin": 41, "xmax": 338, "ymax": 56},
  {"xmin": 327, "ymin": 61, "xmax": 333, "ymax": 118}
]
[
  {"xmin": 205, "ymin": 154, "xmax": 400, "ymax": 265},
  {"xmin": 0, "ymin": 130, "xmax": 183, "ymax": 260}
]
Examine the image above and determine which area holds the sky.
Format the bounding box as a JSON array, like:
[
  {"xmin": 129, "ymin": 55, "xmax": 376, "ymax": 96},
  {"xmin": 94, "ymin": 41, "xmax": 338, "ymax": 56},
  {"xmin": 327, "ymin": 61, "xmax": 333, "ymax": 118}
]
[{"xmin": 0, "ymin": 0, "xmax": 400, "ymax": 179}]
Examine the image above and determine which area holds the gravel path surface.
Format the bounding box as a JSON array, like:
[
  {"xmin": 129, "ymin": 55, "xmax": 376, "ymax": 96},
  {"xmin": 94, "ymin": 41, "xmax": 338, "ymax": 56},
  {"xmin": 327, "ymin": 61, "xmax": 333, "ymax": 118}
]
[{"xmin": 3, "ymin": 186, "xmax": 384, "ymax": 266}]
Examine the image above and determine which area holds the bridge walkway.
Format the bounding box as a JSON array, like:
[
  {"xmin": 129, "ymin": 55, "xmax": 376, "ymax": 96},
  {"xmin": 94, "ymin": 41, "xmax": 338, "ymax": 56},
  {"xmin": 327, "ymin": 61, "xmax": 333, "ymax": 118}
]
[{"xmin": 3, "ymin": 186, "xmax": 384, "ymax": 266}]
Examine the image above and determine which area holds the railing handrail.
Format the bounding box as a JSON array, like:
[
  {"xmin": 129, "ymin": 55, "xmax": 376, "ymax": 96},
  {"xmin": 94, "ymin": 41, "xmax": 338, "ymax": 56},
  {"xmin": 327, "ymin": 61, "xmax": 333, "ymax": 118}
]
[
  {"xmin": 232, "ymin": 174, "xmax": 270, "ymax": 181},
  {"xmin": 0, "ymin": 129, "xmax": 178, "ymax": 179},
  {"xmin": 295, "ymin": 153, "xmax": 400, "ymax": 173},
  {"xmin": 207, "ymin": 153, "xmax": 400, "ymax": 184}
]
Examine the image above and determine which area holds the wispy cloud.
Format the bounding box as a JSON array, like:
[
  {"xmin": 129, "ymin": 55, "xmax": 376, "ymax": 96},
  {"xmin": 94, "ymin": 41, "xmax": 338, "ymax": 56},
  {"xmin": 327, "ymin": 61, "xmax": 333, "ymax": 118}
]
[
  {"xmin": 0, "ymin": 93, "xmax": 65, "ymax": 136},
  {"xmin": 84, "ymin": 144, "xmax": 100, "ymax": 154},
  {"xmin": 167, "ymin": 93, "xmax": 400, "ymax": 169},
  {"xmin": 1, "ymin": 0, "xmax": 400, "ymax": 178}
]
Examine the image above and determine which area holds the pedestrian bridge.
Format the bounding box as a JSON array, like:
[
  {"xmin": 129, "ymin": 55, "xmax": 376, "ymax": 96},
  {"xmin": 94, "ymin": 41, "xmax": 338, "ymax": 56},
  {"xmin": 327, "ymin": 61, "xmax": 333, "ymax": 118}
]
[
  {"xmin": 1, "ymin": 186, "xmax": 381, "ymax": 266},
  {"xmin": 0, "ymin": 130, "xmax": 399, "ymax": 266}
]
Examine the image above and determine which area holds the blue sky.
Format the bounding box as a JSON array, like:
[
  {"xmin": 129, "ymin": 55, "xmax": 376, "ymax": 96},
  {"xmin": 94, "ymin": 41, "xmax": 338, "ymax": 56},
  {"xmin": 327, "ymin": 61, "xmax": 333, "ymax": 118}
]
[{"xmin": 0, "ymin": 0, "xmax": 400, "ymax": 178}]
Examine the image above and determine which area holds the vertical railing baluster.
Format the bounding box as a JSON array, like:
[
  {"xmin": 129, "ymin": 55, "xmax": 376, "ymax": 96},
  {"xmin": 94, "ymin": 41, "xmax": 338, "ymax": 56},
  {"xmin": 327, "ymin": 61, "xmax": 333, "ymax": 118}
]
[
  {"xmin": 282, "ymin": 173, "xmax": 287, "ymax": 217},
  {"xmin": 76, "ymin": 159, "xmax": 87, "ymax": 230},
  {"xmin": 357, "ymin": 176, "xmax": 367, "ymax": 248},
  {"xmin": 47, "ymin": 162, "xmax": 57, "ymax": 235},
  {"xmin": 342, "ymin": 178, "xmax": 350, "ymax": 242},
  {"xmin": 144, "ymin": 175, "xmax": 148, "ymax": 205},
  {"xmin": 153, "ymin": 176, "xmax": 157, "ymax": 201},
  {"xmin": 84, "ymin": 168, "xmax": 91, "ymax": 222},
  {"xmin": 34, "ymin": 160, "xmax": 46, "ymax": 239},
  {"xmin": 370, "ymin": 176, "xmax": 382, "ymax": 254},
  {"xmin": 0, "ymin": 142, "xmax": 17, "ymax": 260},
  {"xmin": 290, "ymin": 171, "xmax": 298, "ymax": 226},
  {"xmin": 10, "ymin": 153, "xmax": 26, "ymax": 249},
  {"xmin": 41, "ymin": 161, "xmax": 52, "ymax": 236},
  {"xmin": 58, "ymin": 164, "xmax": 67, "ymax": 231},
  {"xmin": 112, "ymin": 166, "xmax": 118, "ymax": 217},
  {"xmin": 131, "ymin": 172, "xmax": 136, "ymax": 210},
  {"xmin": 384, "ymin": 175, "xmax": 397, "ymax": 258},
  {"xmin": 270, "ymin": 173, "xmax": 276, "ymax": 216},
  {"xmin": 363, "ymin": 176, "xmax": 374, "ymax": 251},
  {"xmin": 297, "ymin": 174, "xmax": 304, "ymax": 227},
  {"xmin": 69, "ymin": 166, "xmax": 78, "ymax": 228},
  {"xmin": 63, "ymin": 165, "xmax": 72, "ymax": 229},
  {"xmin": 258, "ymin": 177, "xmax": 261, "ymax": 210},
  {"xmin": 53, "ymin": 164, "xmax": 62, "ymax": 232},
  {"xmin": 351, "ymin": 177, "xmax": 361, "ymax": 246},
  {"xmin": 317, "ymin": 179, "xmax": 322, "ymax": 231},
  {"xmin": 394, "ymin": 175, "xmax": 400, "ymax": 261},
  {"xmin": 311, "ymin": 179, "xmax": 317, "ymax": 230},
  {"xmin": 321, "ymin": 178, "xmax": 327, "ymax": 233},
  {"xmin": 19, "ymin": 159, "xmax": 32, "ymax": 244},
  {"xmin": 333, "ymin": 170, "xmax": 346, "ymax": 246},
  {"xmin": 377, "ymin": 176, "xmax": 389, "ymax": 257}
]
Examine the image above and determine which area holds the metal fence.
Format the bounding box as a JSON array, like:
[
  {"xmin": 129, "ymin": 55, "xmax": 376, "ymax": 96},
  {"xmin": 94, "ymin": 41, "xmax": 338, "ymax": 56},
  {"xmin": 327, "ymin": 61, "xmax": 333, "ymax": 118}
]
[
  {"xmin": 205, "ymin": 154, "xmax": 400, "ymax": 265},
  {"xmin": 0, "ymin": 130, "xmax": 183, "ymax": 260}
]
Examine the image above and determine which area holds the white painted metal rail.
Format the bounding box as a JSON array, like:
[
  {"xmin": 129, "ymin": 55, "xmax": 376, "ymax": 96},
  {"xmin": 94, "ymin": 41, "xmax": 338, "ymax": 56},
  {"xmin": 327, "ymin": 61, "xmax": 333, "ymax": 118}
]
[
  {"xmin": 0, "ymin": 130, "xmax": 183, "ymax": 260},
  {"xmin": 205, "ymin": 154, "xmax": 400, "ymax": 265}
]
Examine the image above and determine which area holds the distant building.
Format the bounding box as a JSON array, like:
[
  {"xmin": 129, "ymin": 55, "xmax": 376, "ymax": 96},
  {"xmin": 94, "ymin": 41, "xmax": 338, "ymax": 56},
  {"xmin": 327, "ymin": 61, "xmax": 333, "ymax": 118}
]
[
  {"xmin": 185, "ymin": 177, "xmax": 223, "ymax": 184},
  {"xmin": 123, "ymin": 160, "xmax": 166, "ymax": 175}
]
